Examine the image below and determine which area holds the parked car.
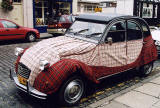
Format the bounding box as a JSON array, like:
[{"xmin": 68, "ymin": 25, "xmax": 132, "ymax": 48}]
[
  {"xmin": 151, "ymin": 27, "xmax": 160, "ymax": 55},
  {"xmin": 10, "ymin": 13, "xmax": 157, "ymax": 106},
  {"xmin": 0, "ymin": 19, "xmax": 40, "ymax": 42},
  {"xmin": 47, "ymin": 14, "xmax": 76, "ymax": 36}
]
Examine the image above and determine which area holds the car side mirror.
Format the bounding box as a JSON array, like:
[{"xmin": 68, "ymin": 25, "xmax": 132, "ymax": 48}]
[{"xmin": 107, "ymin": 37, "xmax": 113, "ymax": 45}]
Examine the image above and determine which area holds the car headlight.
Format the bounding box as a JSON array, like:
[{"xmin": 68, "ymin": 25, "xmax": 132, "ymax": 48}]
[
  {"xmin": 39, "ymin": 59, "xmax": 50, "ymax": 71},
  {"xmin": 155, "ymin": 40, "xmax": 160, "ymax": 46},
  {"xmin": 15, "ymin": 47, "xmax": 24, "ymax": 56}
]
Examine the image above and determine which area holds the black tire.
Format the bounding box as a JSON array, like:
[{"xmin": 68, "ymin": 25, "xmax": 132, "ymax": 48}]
[
  {"xmin": 26, "ymin": 32, "xmax": 36, "ymax": 42},
  {"xmin": 58, "ymin": 76, "xmax": 85, "ymax": 106},
  {"xmin": 139, "ymin": 62, "xmax": 153, "ymax": 76}
]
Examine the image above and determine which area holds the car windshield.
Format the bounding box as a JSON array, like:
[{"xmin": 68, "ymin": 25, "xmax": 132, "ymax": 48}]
[{"xmin": 66, "ymin": 21, "xmax": 106, "ymax": 42}]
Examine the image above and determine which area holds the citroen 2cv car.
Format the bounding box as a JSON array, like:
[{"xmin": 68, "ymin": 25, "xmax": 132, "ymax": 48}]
[{"xmin": 10, "ymin": 13, "xmax": 157, "ymax": 106}]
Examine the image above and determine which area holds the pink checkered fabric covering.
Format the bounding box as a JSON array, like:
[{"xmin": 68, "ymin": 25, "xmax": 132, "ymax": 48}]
[
  {"xmin": 33, "ymin": 36, "xmax": 157, "ymax": 94},
  {"xmin": 20, "ymin": 36, "xmax": 96, "ymax": 86},
  {"xmin": 19, "ymin": 35, "xmax": 156, "ymax": 87}
]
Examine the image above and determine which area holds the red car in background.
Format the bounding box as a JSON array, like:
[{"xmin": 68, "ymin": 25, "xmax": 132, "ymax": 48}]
[
  {"xmin": 47, "ymin": 15, "xmax": 76, "ymax": 36},
  {"xmin": 0, "ymin": 19, "xmax": 40, "ymax": 42}
]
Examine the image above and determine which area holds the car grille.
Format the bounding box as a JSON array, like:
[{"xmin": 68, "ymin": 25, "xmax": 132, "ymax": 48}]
[{"xmin": 18, "ymin": 63, "xmax": 31, "ymax": 79}]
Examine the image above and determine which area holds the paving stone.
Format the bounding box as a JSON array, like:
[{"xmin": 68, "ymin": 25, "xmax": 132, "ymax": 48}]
[
  {"xmin": 134, "ymin": 83, "xmax": 160, "ymax": 98},
  {"xmin": 153, "ymin": 100, "xmax": 160, "ymax": 108},
  {"xmin": 89, "ymin": 97, "xmax": 109, "ymax": 108},
  {"xmin": 114, "ymin": 91, "xmax": 159, "ymax": 108},
  {"xmin": 150, "ymin": 106, "xmax": 160, "ymax": 108},
  {"xmin": 150, "ymin": 76, "xmax": 160, "ymax": 85},
  {"xmin": 99, "ymin": 101, "xmax": 129, "ymax": 108}
]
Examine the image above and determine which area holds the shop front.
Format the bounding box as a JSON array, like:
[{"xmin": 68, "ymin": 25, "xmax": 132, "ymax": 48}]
[
  {"xmin": 134, "ymin": 0, "xmax": 160, "ymax": 26},
  {"xmin": 33, "ymin": 0, "xmax": 73, "ymax": 33}
]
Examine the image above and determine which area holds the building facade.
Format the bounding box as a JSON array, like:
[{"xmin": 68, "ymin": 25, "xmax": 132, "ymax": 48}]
[
  {"xmin": 77, "ymin": 0, "xmax": 100, "ymax": 14},
  {"xmin": 101, "ymin": 0, "xmax": 160, "ymax": 26},
  {"xmin": 0, "ymin": 0, "xmax": 24, "ymax": 26},
  {"xmin": 0, "ymin": 0, "xmax": 77, "ymax": 33},
  {"xmin": 34, "ymin": 0, "xmax": 77, "ymax": 33}
]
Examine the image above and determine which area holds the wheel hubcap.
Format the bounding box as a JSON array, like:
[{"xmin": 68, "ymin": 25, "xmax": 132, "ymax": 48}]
[
  {"xmin": 64, "ymin": 79, "xmax": 84, "ymax": 104},
  {"xmin": 144, "ymin": 64, "xmax": 152, "ymax": 75},
  {"xmin": 29, "ymin": 34, "xmax": 35, "ymax": 41}
]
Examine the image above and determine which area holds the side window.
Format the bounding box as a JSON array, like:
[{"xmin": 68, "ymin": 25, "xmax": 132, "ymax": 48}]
[
  {"xmin": 1, "ymin": 21, "xmax": 17, "ymax": 28},
  {"xmin": 127, "ymin": 21, "xmax": 142, "ymax": 41},
  {"xmin": 107, "ymin": 21, "xmax": 126, "ymax": 43}
]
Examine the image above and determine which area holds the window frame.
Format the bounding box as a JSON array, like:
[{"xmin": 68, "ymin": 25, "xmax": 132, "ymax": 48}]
[
  {"xmin": 126, "ymin": 20, "xmax": 143, "ymax": 41},
  {"xmin": 105, "ymin": 20, "xmax": 127, "ymax": 43}
]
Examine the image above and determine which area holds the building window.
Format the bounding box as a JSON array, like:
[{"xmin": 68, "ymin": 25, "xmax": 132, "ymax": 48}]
[
  {"xmin": 53, "ymin": 2, "xmax": 71, "ymax": 15},
  {"xmin": 35, "ymin": 0, "xmax": 48, "ymax": 26},
  {"xmin": 84, "ymin": 5, "xmax": 98, "ymax": 13},
  {"xmin": 13, "ymin": 0, "xmax": 21, "ymax": 3},
  {"xmin": 142, "ymin": 3, "xmax": 153, "ymax": 18}
]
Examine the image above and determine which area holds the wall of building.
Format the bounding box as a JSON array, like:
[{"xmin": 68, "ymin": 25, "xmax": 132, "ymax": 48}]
[
  {"xmin": 72, "ymin": 0, "xmax": 77, "ymax": 14},
  {"xmin": 23, "ymin": 0, "xmax": 33, "ymax": 28},
  {"xmin": 102, "ymin": 0, "xmax": 134, "ymax": 15},
  {"xmin": 0, "ymin": 0, "xmax": 24, "ymax": 26},
  {"xmin": 116, "ymin": 0, "xmax": 134, "ymax": 15}
]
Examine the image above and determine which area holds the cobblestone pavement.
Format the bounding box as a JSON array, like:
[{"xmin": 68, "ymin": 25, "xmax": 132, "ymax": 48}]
[{"xmin": 0, "ymin": 38, "xmax": 160, "ymax": 108}]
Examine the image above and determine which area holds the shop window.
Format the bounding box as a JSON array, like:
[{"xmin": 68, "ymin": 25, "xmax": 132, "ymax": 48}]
[
  {"xmin": 54, "ymin": 2, "xmax": 71, "ymax": 15},
  {"xmin": 13, "ymin": 0, "xmax": 21, "ymax": 3},
  {"xmin": 35, "ymin": 0, "xmax": 48, "ymax": 26}
]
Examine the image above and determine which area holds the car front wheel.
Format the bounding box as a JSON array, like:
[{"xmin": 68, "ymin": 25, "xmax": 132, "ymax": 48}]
[
  {"xmin": 26, "ymin": 32, "xmax": 36, "ymax": 42},
  {"xmin": 58, "ymin": 76, "xmax": 85, "ymax": 106}
]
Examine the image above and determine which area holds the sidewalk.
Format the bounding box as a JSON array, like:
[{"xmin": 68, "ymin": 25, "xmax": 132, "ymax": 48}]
[
  {"xmin": 40, "ymin": 33, "xmax": 53, "ymax": 38},
  {"xmin": 88, "ymin": 73, "xmax": 160, "ymax": 108}
]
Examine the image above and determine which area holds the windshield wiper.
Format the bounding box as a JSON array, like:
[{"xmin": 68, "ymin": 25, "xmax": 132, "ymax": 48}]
[
  {"xmin": 86, "ymin": 33, "xmax": 103, "ymax": 38},
  {"xmin": 74, "ymin": 29, "xmax": 89, "ymax": 35}
]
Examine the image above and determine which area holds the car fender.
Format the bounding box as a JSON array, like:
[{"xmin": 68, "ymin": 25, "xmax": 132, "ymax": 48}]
[{"xmin": 33, "ymin": 59, "xmax": 99, "ymax": 94}]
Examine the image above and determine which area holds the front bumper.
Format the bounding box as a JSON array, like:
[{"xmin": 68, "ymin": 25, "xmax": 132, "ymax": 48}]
[
  {"xmin": 10, "ymin": 69, "xmax": 47, "ymax": 99},
  {"xmin": 47, "ymin": 28, "xmax": 66, "ymax": 34}
]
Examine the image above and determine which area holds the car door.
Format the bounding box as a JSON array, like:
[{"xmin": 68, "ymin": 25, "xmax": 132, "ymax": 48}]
[
  {"xmin": 0, "ymin": 20, "xmax": 24, "ymax": 40},
  {"xmin": 98, "ymin": 20, "xmax": 127, "ymax": 77},
  {"xmin": 126, "ymin": 20, "xmax": 143, "ymax": 64}
]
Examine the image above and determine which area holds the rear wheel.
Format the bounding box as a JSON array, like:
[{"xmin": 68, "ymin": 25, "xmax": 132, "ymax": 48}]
[
  {"xmin": 139, "ymin": 62, "xmax": 153, "ymax": 76},
  {"xmin": 26, "ymin": 32, "xmax": 36, "ymax": 42},
  {"xmin": 58, "ymin": 76, "xmax": 85, "ymax": 106}
]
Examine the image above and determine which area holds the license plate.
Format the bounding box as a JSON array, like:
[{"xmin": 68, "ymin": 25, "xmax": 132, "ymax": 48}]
[{"xmin": 18, "ymin": 75, "xmax": 27, "ymax": 85}]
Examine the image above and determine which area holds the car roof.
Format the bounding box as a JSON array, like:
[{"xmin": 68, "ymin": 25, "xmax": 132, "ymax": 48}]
[{"xmin": 76, "ymin": 13, "xmax": 139, "ymax": 23}]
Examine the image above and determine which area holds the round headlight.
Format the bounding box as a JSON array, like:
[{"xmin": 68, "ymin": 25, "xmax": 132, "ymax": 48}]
[
  {"xmin": 39, "ymin": 59, "xmax": 50, "ymax": 71},
  {"xmin": 15, "ymin": 47, "xmax": 24, "ymax": 56}
]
